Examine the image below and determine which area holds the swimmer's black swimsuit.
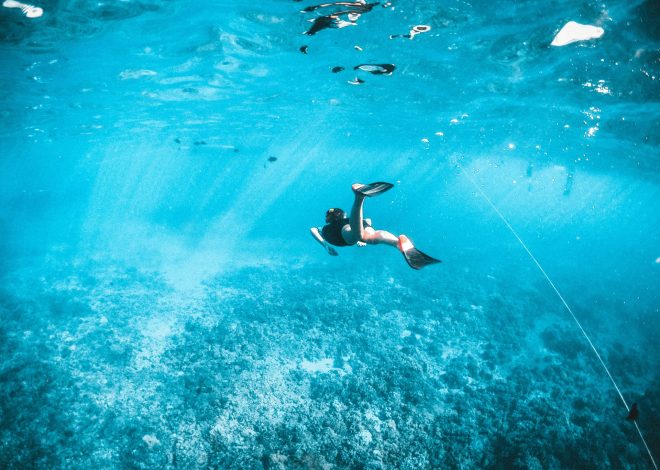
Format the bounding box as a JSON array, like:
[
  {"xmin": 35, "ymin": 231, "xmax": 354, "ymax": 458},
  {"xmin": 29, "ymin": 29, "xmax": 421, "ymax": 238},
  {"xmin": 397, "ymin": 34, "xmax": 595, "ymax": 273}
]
[{"xmin": 321, "ymin": 218, "xmax": 372, "ymax": 247}]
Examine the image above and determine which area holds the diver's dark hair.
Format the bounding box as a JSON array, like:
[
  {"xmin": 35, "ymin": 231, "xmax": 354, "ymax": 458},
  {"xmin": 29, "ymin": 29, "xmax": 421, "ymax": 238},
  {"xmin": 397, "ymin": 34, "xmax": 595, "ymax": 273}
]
[{"xmin": 326, "ymin": 208, "xmax": 345, "ymax": 223}]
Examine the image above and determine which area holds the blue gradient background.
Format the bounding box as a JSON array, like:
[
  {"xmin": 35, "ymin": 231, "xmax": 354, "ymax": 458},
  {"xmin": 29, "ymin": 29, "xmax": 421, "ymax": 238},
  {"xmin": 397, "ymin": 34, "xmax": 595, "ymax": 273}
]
[{"xmin": 1, "ymin": 0, "xmax": 658, "ymax": 468}]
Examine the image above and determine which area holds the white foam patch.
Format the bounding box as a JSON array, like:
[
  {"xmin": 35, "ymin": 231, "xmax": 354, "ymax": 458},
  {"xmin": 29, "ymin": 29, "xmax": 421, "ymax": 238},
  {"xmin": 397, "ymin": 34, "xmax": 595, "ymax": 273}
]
[{"xmin": 551, "ymin": 21, "xmax": 604, "ymax": 47}]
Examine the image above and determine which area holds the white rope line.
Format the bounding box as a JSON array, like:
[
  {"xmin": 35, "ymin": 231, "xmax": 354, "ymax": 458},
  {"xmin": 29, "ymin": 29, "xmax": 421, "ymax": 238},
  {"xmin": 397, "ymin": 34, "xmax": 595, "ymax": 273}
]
[
  {"xmin": 456, "ymin": 160, "xmax": 658, "ymax": 470},
  {"xmin": 636, "ymin": 421, "xmax": 659, "ymax": 470}
]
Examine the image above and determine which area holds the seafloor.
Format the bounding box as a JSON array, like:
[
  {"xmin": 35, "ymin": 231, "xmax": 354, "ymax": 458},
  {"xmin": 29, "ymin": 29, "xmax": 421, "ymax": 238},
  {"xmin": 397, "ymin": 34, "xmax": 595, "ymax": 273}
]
[{"xmin": 1, "ymin": 251, "xmax": 656, "ymax": 469}]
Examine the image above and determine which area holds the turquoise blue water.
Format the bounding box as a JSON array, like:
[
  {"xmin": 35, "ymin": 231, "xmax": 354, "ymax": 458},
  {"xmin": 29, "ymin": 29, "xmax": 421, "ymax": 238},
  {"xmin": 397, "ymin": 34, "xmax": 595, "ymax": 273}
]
[{"xmin": 1, "ymin": 0, "xmax": 659, "ymax": 468}]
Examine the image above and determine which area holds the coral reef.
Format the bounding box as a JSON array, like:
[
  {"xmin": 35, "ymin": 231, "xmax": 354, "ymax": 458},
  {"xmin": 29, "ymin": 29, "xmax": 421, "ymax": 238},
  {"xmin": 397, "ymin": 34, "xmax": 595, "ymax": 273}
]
[{"xmin": 0, "ymin": 256, "xmax": 656, "ymax": 468}]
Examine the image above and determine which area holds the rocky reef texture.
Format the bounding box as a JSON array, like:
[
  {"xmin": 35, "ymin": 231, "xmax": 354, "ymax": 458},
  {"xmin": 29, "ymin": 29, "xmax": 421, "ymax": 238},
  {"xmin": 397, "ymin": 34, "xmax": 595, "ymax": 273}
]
[{"xmin": 0, "ymin": 256, "xmax": 657, "ymax": 469}]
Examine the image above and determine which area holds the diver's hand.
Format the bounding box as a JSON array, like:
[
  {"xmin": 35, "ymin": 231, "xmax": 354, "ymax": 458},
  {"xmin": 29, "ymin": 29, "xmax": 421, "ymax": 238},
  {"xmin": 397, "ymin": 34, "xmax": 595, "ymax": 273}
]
[
  {"xmin": 326, "ymin": 245, "xmax": 338, "ymax": 256},
  {"xmin": 356, "ymin": 241, "xmax": 366, "ymax": 247}
]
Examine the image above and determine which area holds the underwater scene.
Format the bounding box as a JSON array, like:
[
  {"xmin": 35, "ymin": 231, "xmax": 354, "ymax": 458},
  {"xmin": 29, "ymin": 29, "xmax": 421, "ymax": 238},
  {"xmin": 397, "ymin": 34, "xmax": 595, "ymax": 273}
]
[{"xmin": 1, "ymin": 0, "xmax": 659, "ymax": 468}]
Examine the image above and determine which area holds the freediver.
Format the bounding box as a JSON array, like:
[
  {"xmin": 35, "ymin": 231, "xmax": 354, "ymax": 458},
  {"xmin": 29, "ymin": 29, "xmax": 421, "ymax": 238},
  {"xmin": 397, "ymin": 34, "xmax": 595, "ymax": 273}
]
[{"xmin": 310, "ymin": 182, "xmax": 441, "ymax": 269}]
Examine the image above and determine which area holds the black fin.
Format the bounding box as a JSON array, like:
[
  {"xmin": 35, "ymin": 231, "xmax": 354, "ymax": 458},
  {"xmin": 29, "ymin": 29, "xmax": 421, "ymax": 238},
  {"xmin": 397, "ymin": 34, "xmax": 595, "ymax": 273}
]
[
  {"xmin": 354, "ymin": 182, "xmax": 394, "ymax": 197},
  {"xmin": 402, "ymin": 247, "xmax": 441, "ymax": 270}
]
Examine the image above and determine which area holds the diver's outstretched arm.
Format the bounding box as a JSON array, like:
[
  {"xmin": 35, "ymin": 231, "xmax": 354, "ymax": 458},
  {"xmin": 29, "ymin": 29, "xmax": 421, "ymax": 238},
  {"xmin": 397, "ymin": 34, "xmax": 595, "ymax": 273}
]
[{"xmin": 310, "ymin": 227, "xmax": 338, "ymax": 256}]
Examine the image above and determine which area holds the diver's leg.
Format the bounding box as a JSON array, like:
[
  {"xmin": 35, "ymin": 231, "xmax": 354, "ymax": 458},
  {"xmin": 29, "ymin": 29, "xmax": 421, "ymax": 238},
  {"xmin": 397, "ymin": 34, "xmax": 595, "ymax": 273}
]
[
  {"xmin": 362, "ymin": 227, "xmax": 400, "ymax": 248},
  {"xmin": 341, "ymin": 185, "xmax": 367, "ymax": 245}
]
